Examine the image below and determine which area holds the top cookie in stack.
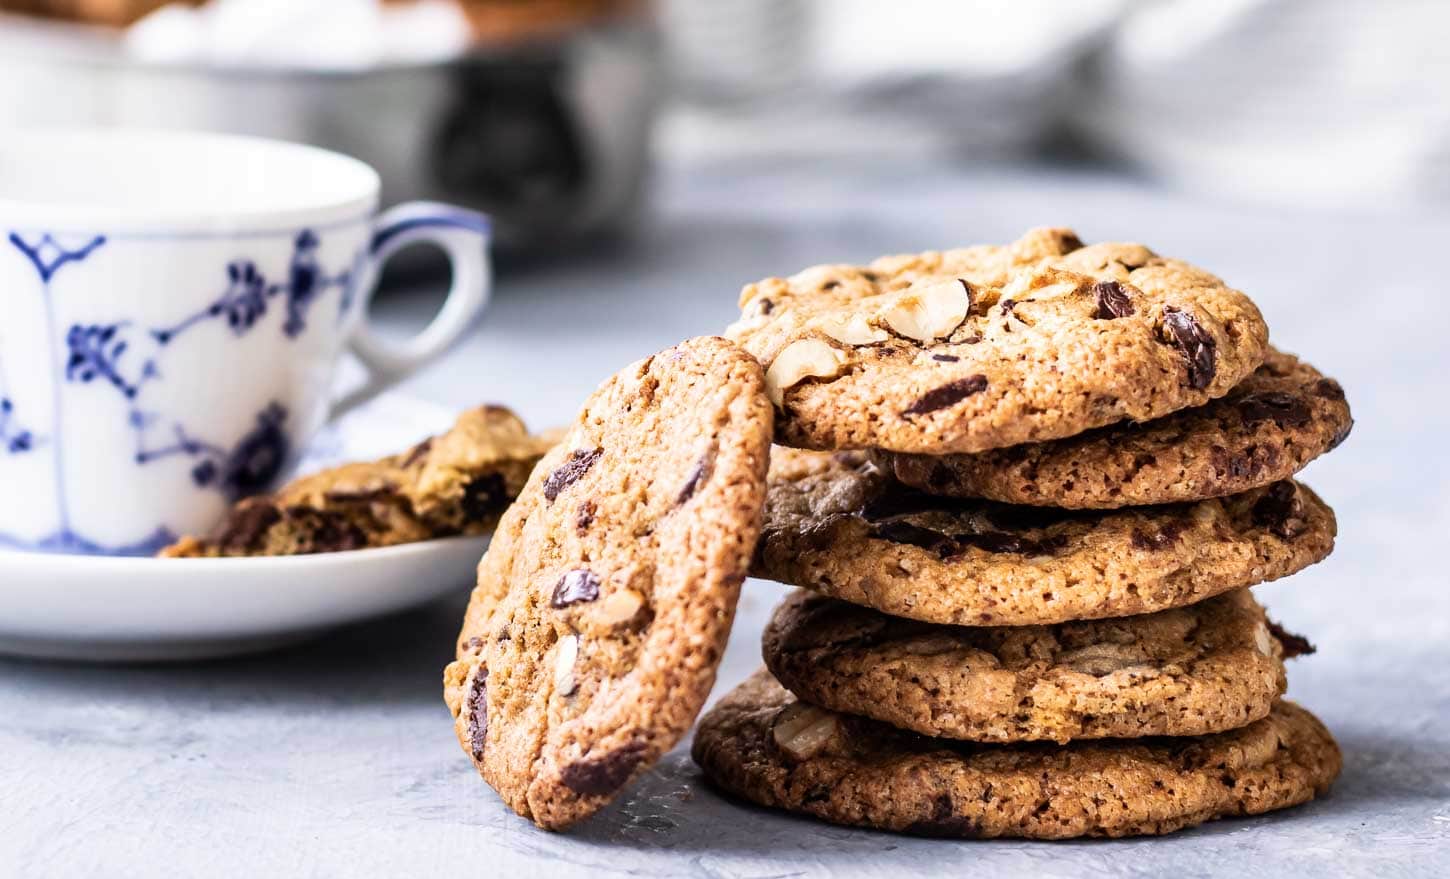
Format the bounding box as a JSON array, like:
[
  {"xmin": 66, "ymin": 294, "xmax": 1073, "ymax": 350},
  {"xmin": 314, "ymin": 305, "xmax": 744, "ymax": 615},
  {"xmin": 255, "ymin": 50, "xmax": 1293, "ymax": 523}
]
[{"xmin": 694, "ymin": 228, "xmax": 1350, "ymax": 839}]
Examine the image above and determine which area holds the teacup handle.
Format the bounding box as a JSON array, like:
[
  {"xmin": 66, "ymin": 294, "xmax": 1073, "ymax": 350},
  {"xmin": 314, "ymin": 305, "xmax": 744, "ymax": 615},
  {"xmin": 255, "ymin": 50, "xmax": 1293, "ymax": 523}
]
[{"xmin": 331, "ymin": 202, "xmax": 492, "ymax": 419}]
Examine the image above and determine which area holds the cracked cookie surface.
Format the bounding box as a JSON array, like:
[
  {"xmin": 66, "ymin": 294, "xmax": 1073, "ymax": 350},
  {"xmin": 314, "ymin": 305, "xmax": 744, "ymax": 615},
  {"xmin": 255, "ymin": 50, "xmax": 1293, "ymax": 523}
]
[
  {"xmin": 726, "ymin": 227, "xmax": 1269, "ymax": 454},
  {"xmin": 764, "ymin": 589, "xmax": 1306, "ymax": 743},
  {"xmin": 443, "ymin": 337, "xmax": 773, "ymax": 830},
  {"xmin": 160, "ymin": 406, "xmax": 556, "ymax": 558},
  {"xmin": 693, "ymin": 670, "xmax": 1340, "ymax": 839},
  {"xmin": 879, "ymin": 349, "xmax": 1352, "ymax": 509},
  {"xmin": 754, "ymin": 449, "xmax": 1335, "ymax": 627}
]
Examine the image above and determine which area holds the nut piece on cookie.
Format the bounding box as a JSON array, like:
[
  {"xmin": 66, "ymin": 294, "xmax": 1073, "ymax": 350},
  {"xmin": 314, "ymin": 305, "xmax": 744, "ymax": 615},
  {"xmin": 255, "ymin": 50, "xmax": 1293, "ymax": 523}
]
[
  {"xmin": 765, "ymin": 339, "xmax": 848, "ymax": 406},
  {"xmin": 879, "ymin": 278, "xmax": 971, "ymax": 341},
  {"xmin": 159, "ymin": 405, "xmax": 557, "ymax": 558}
]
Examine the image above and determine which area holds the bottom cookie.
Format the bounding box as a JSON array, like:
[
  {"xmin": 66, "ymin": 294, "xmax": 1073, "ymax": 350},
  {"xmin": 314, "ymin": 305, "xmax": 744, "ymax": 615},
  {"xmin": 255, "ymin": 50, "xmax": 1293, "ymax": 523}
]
[{"xmin": 692, "ymin": 670, "xmax": 1340, "ymax": 839}]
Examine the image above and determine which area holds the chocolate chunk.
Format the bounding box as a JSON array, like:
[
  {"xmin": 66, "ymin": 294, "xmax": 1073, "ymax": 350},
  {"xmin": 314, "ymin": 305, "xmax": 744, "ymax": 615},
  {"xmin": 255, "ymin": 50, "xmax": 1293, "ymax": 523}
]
[
  {"xmin": 1160, "ymin": 306, "xmax": 1217, "ymax": 389},
  {"xmin": 930, "ymin": 354, "xmax": 960, "ymax": 363},
  {"xmin": 322, "ymin": 486, "xmax": 397, "ymax": 504},
  {"xmin": 306, "ymin": 511, "xmax": 368, "ymax": 553},
  {"xmin": 1091, "ymin": 281, "xmax": 1135, "ymax": 319},
  {"xmin": 1238, "ymin": 392, "xmax": 1312, "ymax": 428},
  {"xmin": 902, "ymin": 375, "xmax": 989, "ymax": 417},
  {"xmin": 461, "ymin": 472, "xmax": 509, "ymax": 521},
  {"xmin": 822, "ymin": 280, "xmax": 841, "ymax": 291},
  {"xmin": 559, "ymin": 742, "xmax": 648, "ymax": 797},
  {"xmin": 575, "ymin": 499, "xmax": 597, "ymax": 534},
  {"xmin": 1327, "ymin": 419, "xmax": 1354, "ymax": 451},
  {"xmin": 552, "ymin": 569, "xmax": 601, "ymax": 607},
  {"xmin": 759, "ymin": 297, "xmax": 776, "ymax": 312},
  {"xmin": 676, "ymin": 450, "xmax": 714, "ymax": 505},
  {"xmin": 870, "ymin": 521, "xmax": 955, "ymax": 556},
  {"xmin": 461, "ymin": 636, "xmax": 486, "ymax": 653},
  {"xmin": 1252, "ymin": 481, "xmax": 1306, "ymax": 538},
  {"xmin": 399, "ymin": 437, "xmax": 433, "ymax": 468},
  {"xmin": 467, "ymin": 667, "xmax": 489, "ymax": 761},
  {"xmin": 905, "ymin": 794, "xmax": 983, "ymax": 838},
  {"xmin": 1312, "ymin": 378, "xmax": 1345, "ymax": 401},
  {"xmin": 1266, "ymin": 620, "xmax": 1317, "ymax": 658},
  {"xmin": 950, "ymin": 531, "xmax": 1066, "ymax": 557},
  {"xmin": 1131, "ymin": 519, "xmax": 1188, "ymax": 551},
  {"xmin": 214, "ymin": 499, "xmax": 282, "ymax": 550},
  {"xmin": 543, "ymin": 448, "xmax": 603, "ymax": 502}
]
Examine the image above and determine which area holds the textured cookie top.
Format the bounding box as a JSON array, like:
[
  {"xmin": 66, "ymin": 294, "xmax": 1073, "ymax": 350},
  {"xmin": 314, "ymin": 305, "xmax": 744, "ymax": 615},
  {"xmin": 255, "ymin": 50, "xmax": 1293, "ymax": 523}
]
[
  {"xmin": 880, "ymin": 349, "xmax": 1353, "ymax": 508},
  {"xmin": 725, "ymin": 227, "xmax": 1270, "ymax": 454},
  {"xmin": 764, "ymin": 589, "xmax": 1306, "ymax": 743},
  {"xmin": 692, "ymin": 670, "xmax": 1341, "ymax": 839},
  {"xmin": 754, "ymin": 449, "xmax": 1335, "ymax": 626},
  {"xmin": 444, "ymin": 337, "xmax": 773, "ymax": 830},
  {"xmin": 161, "ymin": 405, "xmax": 555, "ymax": 558}
]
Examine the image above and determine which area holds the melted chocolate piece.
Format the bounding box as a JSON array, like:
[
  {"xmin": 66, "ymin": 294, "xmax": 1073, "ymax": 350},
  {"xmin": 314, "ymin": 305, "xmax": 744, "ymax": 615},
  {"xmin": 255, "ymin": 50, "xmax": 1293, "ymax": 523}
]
[
  {"xmin": 931, "ymin": 354, "xmax": 960, "ymax": 363},
  {"xmin": 467, "ymin": 667, "xmax": 489, "ymax": 761},
  {"xmin": 901, "ymin": 375, "xmax": 989, "ymax": 417},
  {"xmin": 1131, "ymin": 519, "xmax": 1189, "ymax": 551},
  {"xmin": 1313, "ymin": 378, "xmax": 1346, "ymax": 401},
  {"xmin": 461, "ymin": 472, "xmax": 509, "ymax": 521},
  {"xmin": 543, "ymin": 448, "xmax": 602, "ymax": 502},
  {"xmin": 215, "ymin": 500, "xmax": 282, "ymax": 550},
  {"xmin": 676, "ymin": 450, "xmax": 714, "ymax": 505},
  {"xmin": 1160, "ymin": 306, "xmax": 1218, "ymax": 390},
  {"xmin": 948, "ymin": 531, "xmax": 1067, "ymax": 557},
  {"xmin": 575, "ymin": 499, "xmax": 597, "ymax": 534},
  {"xmin": 1092, "ymin": 280, "xmax": 1135, "ymax": 319},
  {"xmin": 1251, "ymin": 481, "xmax": 1306, "ymax": 538},
  {"xmin": 559, "ymin": 742, "xmax": 648, "ymax": 797},
  {"xmin": 870, "ymin": 521, "xmax": 955, "ymax": 556},
  {"xmin": 1266, "ymin": 620, "xmax": 1317, "ymax": 658},
  {"xmin": 1238, "ymin": 392, "xmax": 1312, "ymax": 428},
  {"xmin": 904, "ymin": 794, "xmax": 983, "ymax": 838},
  {"xmin": 399, "ymin": 437, "xmax": 434, "ymax": 468},
  {"xmin": 551, "ymin": 569, "xmax": 601, "ymax": 607}
]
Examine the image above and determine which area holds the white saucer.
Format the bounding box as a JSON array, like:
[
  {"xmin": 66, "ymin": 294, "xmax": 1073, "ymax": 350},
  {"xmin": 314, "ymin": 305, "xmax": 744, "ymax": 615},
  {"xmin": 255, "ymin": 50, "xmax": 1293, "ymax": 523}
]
[{"xmin": 0, "ymin": 391, "xmax": 486, "ymax": 662}]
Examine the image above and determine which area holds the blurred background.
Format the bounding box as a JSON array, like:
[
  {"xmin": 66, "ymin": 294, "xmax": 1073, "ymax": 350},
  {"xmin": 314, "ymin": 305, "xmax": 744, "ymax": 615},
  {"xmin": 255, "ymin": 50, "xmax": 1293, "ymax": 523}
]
[{"xmin": 4, "ymin": 0, "xmax": 1446, "ymax": 256}]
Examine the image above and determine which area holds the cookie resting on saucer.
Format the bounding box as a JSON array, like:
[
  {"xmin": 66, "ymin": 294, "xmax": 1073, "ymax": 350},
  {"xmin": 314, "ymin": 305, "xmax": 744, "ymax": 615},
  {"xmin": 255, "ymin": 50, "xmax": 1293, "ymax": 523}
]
[
  {"xmin": 692, "ymin": 670, "xmax": 1341, "ymax": 839},
  {"xmin": 764, "ymin": 588, "xmax": 1310, "ymax": 743},
  {"xmin": 878, "ymin": 348, "xmax": 1353, "ymax": 509},
  {"xmin": 753, "ymin": 449, "xmax": 1335, "ymax": 627},
  {"xmin": 160, "ymin": 406, "xmax": 556, "ymax": 558},
  {"xmin": 726, "ymin": 227, "xmax": 1270, "ymax": 454},
  {"xmin": 443, "ymin": 336, "xmax": 773, "ymax": 830}
]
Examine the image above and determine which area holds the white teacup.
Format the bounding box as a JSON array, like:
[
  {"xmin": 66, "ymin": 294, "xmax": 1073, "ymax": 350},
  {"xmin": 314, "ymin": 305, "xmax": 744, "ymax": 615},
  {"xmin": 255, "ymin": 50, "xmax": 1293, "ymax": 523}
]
[{"xmin": 0, "ymin": 129, "xmax": 491, "ymax": 556}]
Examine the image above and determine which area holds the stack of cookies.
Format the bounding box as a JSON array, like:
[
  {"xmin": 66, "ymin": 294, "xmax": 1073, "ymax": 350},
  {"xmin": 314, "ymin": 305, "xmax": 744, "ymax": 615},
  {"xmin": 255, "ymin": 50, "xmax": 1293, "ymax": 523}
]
[{"xmin": 692, "ymin": 228, "xmax": 1352, "ymax": 838}]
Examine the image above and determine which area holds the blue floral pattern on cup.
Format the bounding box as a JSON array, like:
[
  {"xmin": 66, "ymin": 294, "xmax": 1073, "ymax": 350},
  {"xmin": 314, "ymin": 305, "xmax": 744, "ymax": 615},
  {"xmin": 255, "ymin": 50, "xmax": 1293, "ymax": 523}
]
[{"xmin": 0, "ymin": 229, "xmax": 362, "ymax": 555}]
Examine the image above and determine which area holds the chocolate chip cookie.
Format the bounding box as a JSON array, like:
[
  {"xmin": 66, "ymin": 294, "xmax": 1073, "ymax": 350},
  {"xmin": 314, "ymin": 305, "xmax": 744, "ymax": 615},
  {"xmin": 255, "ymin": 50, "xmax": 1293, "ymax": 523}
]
[
  {"xmin": 726, "ymin": 227, "xmax": 1270, "ymax": 454},
  {"xmin": 763, "ymin": 589, "xmax": 1310, "ymax": 743},
  {"xmin": 754, "ymin": 449, "xmax": 1335, "ymax": 627},
  {"xmin": 443, "ymin": 337, "xmax": 773, "ymax": 830},
  {"xmin": 160, "ymin": 406, "xmax": 556, "ymax": 558},
  {"xmin": 878, "ymin": 349, "xmax": 1352, "ymax": 509},
  {"xmin": 693, "ymin": 670, "xmax": 1340, "ymax": 839}
]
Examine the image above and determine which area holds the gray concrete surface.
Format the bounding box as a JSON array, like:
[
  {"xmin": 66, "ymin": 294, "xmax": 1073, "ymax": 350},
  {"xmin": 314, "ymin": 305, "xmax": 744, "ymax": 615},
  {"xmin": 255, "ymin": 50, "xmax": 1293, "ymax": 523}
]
[{"xmin": 4, "ymin": 158, "xmax": 1448, "ymax": 877}]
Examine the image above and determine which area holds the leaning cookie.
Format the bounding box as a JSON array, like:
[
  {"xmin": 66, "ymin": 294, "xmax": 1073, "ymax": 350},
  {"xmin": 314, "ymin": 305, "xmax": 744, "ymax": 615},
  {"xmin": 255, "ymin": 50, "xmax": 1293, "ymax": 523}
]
[
  {"xmin": 160, "ymin": 406, "xmax": 556, "ymax": 558},
  {"xmin": 693, "ymin": 670, "xmax": 1341, "ymax": 839},
  {"xmin": 764, "ymin": 589, "xmax": 1311, "ymax": 743},
  {"xmin": 754, "ymin": 449, "xmax": 1335, "ymax": 627},
  {"xmin": 443, "ymin": 337, "xmax": 773, "ymax": 831},
  {"xmin": 878, "ymin": 349, "xmax": 1352, "ymax": 509},
  {"xmin": 726, "ymin": 227, "xmax": 1269, "ymax": 454}
]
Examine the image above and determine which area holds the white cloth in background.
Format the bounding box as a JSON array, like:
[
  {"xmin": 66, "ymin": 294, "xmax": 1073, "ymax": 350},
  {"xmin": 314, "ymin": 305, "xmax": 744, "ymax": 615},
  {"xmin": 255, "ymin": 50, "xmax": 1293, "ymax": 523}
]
[{"xmin": 123, "ymin": 0, "xmax": 471, "ymax": 69}]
